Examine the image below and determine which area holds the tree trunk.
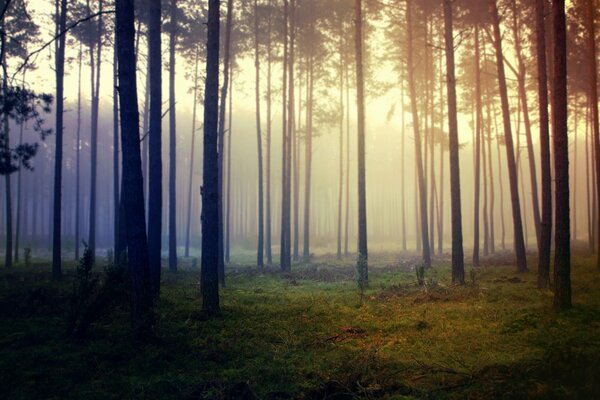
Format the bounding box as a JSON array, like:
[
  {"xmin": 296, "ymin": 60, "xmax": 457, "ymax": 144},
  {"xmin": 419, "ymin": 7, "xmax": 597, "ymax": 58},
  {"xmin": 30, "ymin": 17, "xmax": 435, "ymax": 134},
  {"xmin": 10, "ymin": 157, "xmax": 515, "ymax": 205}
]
[
  {"xmin": 51, "ymin": 0, "xmax": 67, "ymax": 278},
  {"xmin": 265, "ymin": 0, "xmax": 273, "ymax": 265},
  {"xmin": 253, "ymin": 0, "xmax": 264, "ymax": 271},
  {"xmin": 113, "ymin": 35, "xmax": 121, "ymax": 257},
  {"xmin": 225, "ymin": 73, "xmax": 233, "ymax": 262},
  {"xmin": 168, "ymin": 0, "xmax": 178, "ymax": 272},
  {"xmin": 535, "ymin": 0, "xmax": 551, "ymax": 288},
  {"xmin": 406, "ymin": 0, "xmax": 430, "ymax": 268},
  {"xmin": 88, "ymin": 0, "xmax": 103, "ymax": 261},
  {"xmin": 586, "ymin": 0, "xmax": 600, "ymax": 269},
  {"xmin": 473, "ymin": 26, "xmax": 482, "ymax": 267},
  {"xmin": 303, "ymin": 38, "xmax": 313, "ymax": 262},
  {"xmin": 75, "ymin": 42, "xmax": 82, "ymax": 260},
  {"xmin": 280, "ymin": 0, "xmax": 290, "ymax": 271},
  {"xmin": 115, "ymin": 0, "xmax": 154, "ymax": 337},
  {"xmin": 217, "ymin": 0, "xmax": 233, "ymax": 281},
  {"xmin": 354, "ymin": 0, "xmax": 368, "ymax": 285},
  {"xmin": 489, "ymin": 0, "xmax": 527, "ymax": 272},
  {"xmin": 148, "ymin": 0, "xmax": 162, "ymax": 296},
  {"xmin": 185, "ymin": 47, "xmax": 200, "ymax": 258},
  {"xmin": 201, "ymin": 0, "xmax": 221, "ymax": 315},
  {"xmin": 552, "ymin": 0, "xmax": 571, "ymax": 310},
  {"xmin": 337, "ymin": 23, "xmax": 344, "ymax": 260},
  {"xmin": 286, "ymin": 0, "xmax": 295, "ymax": 267},
  {"xmin": 443, "ymin": 0, "xmax": 464, "ymax": 284}
]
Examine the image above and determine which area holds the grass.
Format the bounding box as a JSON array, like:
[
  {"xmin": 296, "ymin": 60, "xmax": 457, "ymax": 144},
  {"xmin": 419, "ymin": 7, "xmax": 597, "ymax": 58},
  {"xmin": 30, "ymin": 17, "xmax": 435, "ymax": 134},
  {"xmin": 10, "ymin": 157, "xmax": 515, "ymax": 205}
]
[{"xmin": 0, "ymin": 251, "xmax": 599, "ymax": 399}]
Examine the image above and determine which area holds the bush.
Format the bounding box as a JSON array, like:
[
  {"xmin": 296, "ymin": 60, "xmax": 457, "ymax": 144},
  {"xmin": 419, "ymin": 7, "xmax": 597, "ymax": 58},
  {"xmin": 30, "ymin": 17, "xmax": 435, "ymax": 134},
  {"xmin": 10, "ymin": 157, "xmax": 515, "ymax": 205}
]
[{"xmin": 65, "ymin": 245, "xmax": 128, "ymax": 340}]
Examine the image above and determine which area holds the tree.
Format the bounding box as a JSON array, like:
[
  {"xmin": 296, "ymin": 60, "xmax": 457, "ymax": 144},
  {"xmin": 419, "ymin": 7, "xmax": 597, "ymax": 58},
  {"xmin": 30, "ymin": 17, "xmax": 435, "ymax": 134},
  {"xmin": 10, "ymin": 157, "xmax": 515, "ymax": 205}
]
[
  {"xmin": 252, "ymin": 0, "xmax": 264, "ymax": 270},
  {"xmin": 354, "ymin": 0, "xmax": 368, "ymax": 286},
  {"xmin": 552, "ymin": 0, "xmax": 570, "ymax": 310},
  {"xmin": 148, "ymin": 0, "xmax": 162, "ymax": 295},
  {"xmin": 218, "ymin": 0, "xmax": 234, "ymax": 282},
  {"xmin": 201, "ymin": 0, "xmax": 221, "ymax": 315},
  {"xmin": 443, "ymin": 0, "xmax": 464, "ymax": 284},
  {"xmin": 52, "ymin": 0, "xmax": 67, "ymax": 279},
  {"xmin": 406, "ymin": 0, "xmax": 431, "ymax": 268},
  {"xmin": 168, "ymin": 0, "xmax": 178, "ymax": 272},
  {"xmin": 489, "ymin": 0, "xmax": 527, "ymax": 272},
  {"xmin": 115, "ymin": 0, "xmax": 153, "ymax": 337},
  {"xmin": 535, "ymin": 0, "xmax": 551, "ymax": 288},
  {"xmin": 585, "ymin": 0, "xmax": 600, "ymax": 270}
]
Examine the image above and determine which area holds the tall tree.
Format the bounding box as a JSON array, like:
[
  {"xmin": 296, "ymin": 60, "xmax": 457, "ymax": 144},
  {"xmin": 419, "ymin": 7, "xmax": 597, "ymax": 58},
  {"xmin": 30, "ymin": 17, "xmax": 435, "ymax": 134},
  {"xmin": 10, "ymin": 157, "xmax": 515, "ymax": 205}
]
[
  {"xmin": 536, "ymin": 0, "xmax": 552, "ymax": 288},
  {"xmin": 148, "ymin": 0, "xmax": 162, "ymax": 295},
  {"xmin": 168, "ymin": 0, "xmax": 178, "ymax": 272},
  {"xmin": 252, "ymin": 0, "xmax": 264, "ymax": 270},
  {"xmin": 552, "ymin": 0, "xmax": 570, "ymax": 310},
  {"xmin": 443, "ymin": 0, "xmax": 464, "ymax": 284},
  {"xmin": 201, "ymin": 0, "xmax": 221, "ymax": 315},
  {"xmin": 185, "ymin": 46, "xmax": 200, "ymax": 258},
  {"xmin": 218, "ymin": 0, "xmax": 233, "ymax": 282},
  {"xmin": 354, "ymin": 0, "xmax": 368, "ymax": 285},
  {"xmin": 489, "ymin": 0, "xmax": 527, "ymax": 272},
  {"xmin": 115, "ymin": 0, "xmax": 153, "ymax": 337},
  {"xmin": 113, "ymin": 32, "xmax": 120, "ymax": 256},
  {"xmin": 406, "ymin": 0, "xmax": 431, "ymax": 268},
  {"xmin": 87, "ymin": 0, "xmax": 103, "ymax": 261},
  {"xmin": 265, "ymin": 0, "xmax": 273, "ymax": 265},
  {"xmin": 586, "ymin": 0, "xmax": 600, "ymax": 269},
  {"xmin": 52, "ymin": 0, "xmax": 67, "ymax": 279}
]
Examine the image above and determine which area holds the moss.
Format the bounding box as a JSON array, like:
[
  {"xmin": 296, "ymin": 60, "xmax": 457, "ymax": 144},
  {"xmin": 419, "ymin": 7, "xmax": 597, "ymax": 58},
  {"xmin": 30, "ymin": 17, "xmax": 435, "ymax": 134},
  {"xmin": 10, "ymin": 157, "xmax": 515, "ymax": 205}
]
[{"xmin": 0, "ymin": 253, "xmax": 599, "ymax": 398}]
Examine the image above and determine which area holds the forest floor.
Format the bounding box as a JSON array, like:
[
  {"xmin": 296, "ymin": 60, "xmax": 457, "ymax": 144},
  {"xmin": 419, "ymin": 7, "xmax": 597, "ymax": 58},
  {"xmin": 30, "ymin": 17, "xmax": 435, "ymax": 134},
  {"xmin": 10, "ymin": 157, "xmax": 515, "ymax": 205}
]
[{"xmin": 1, "ymin": 250, "xmax": 599, "ymax": 399}]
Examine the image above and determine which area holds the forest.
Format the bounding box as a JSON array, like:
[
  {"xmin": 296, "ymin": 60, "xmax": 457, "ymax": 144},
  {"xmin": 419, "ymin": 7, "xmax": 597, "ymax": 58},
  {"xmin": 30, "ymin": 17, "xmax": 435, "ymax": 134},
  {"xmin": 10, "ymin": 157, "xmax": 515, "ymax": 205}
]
[{"xmin": 0, "ymin": 0, "xmax": 599, "ymax": 398}]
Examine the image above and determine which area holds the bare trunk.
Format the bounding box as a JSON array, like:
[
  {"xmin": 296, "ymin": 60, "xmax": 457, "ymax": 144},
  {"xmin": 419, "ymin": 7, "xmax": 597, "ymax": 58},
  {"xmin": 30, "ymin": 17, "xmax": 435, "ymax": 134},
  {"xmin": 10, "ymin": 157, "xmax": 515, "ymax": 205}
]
[
  {"xmin": 489, "ymin": 0, "xmax": 527, "ymax": 272},
  {"xmin": 185, "ymin": 47, "xmax": 200, "ymax": 258}
]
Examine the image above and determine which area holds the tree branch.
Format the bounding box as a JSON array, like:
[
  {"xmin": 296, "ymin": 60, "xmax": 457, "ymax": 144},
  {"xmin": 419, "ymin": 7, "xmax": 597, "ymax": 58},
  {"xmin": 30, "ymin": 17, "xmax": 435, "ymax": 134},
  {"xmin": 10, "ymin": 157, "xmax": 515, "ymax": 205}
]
[{"xmin": 12, "ymin": 9, "xmax": 115, "ymax": 80}]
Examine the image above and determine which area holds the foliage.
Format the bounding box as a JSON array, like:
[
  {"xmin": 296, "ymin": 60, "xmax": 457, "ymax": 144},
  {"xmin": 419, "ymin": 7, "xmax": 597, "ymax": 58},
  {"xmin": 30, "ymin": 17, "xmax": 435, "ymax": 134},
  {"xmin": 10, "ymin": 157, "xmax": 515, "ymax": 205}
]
[{"xmin": 0, "ymin": 85, "xmax": 52, "ymax": 175}]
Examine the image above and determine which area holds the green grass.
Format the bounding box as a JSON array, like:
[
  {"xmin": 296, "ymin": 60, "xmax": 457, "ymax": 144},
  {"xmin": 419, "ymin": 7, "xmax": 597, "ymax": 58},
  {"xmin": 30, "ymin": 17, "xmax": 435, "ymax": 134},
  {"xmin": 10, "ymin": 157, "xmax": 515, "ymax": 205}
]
[{"xmin": 1, "ymin": 252, "xmax": 599, "ymax": 399}]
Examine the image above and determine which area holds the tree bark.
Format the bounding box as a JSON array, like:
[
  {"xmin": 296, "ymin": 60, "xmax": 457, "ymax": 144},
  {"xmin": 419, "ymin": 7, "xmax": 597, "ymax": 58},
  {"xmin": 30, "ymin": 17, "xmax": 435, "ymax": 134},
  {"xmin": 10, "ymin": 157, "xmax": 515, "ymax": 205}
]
[
  {"xmin": 217, "ymin": 0, "xmax": 233, "ymax": 281},
  {"xmin": 489, "ymin": 0, "xmax": 527, "ymax": 272},
  {"xmin": 148, "ymin": 0, "xmax": 162, "ymax": 295},
  {"xmin": 115, "ymin": 0, "xmax": 154, "ymax": 337},
  {"xmin": 51, "ymin": 0, "xmax": 67, "ymax": 278},
  {"xmin": 201, "ymin": 0, "xmax": 221, "ymax": 315},
  {"xmin": 443, "ymin": 0, "xmax": 464, "ymax": 284},
  {"xmin": 253, "ymin": 0, "xmax": 264, "ymax": 271},
  {"xmin": 586, "ymin": 0, "xmax": 600, "ymax": 269},
  {"xmin": 168, "ymin": 0, "xmax": 178, "ymax": 272},
  {"xmin": 354, "ymin": 0, "xmax": 368, "ymax": 284},
  {"xmin": 406, "ymin": 0, "xmax": 430, "ymax": 268},
  {"xmin": 552, "ymin": 0, "xmax": 571, "ymax": 310},
  {"xmin": 185, "ymin": 46, "xmax": 199, "ymax": 258},
  {"xmin": 473, "ymin": 26, "xmax": 482, "ymax": 267},
  {"xmin": 88, "ymin": 0, "xmax": 103, "ymax": 261}
]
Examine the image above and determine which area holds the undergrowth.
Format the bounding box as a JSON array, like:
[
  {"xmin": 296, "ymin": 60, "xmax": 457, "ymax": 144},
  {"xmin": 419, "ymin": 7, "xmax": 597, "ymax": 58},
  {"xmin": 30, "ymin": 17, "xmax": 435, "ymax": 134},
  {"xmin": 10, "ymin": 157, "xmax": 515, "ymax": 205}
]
[{"xmin": 0, "ymin": 252, "xmax": 599, "ymax": 399}]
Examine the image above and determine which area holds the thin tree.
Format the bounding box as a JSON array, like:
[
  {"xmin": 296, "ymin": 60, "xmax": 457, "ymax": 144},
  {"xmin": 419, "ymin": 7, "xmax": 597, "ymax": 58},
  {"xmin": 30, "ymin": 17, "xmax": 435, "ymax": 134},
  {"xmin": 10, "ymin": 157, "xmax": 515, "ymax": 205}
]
[
  {"xmin": 201, "ymin": 0, "xmax": 221, "ymax": 315},
  {"xmin": 88, "ymin": 0, "xmax": 103, "ymax": 260},
  {"xmin": 473, "ymin": 25, "xmax": 482, "ymax": 267},
  {"xmin": 113, "ymin": 33, "xmax": 119, "ymax": 256},
  {"xmin": 115, "ymin": 0, "xmax": 153, "ymax": 337},
  {"xmin": 443, "ymin": 0, "xmax": 464, "ymax": 284},
  {"xmin": 536, "ymin": 0, "xmax": 551, "ymax": 288},
  {"xmin": 265, "ymin": 0, "xmax": 273, "ymax": 265},
  {"xmin": 253, "ymin": 0, "xmax": 264, "ymax": 270},
  {"xmin": 489, "ymin": 0, "xmax": 527, "ymax": 272},
  {"xmin": 185, "ymin": 46, "xmax": 200, "ymax": 258},
  {"xmin": 217, "ymin": 0, "xmax": 233, "ymax": 282},
  {"xmin": 406, "ymin": 0, "xmax": 431, "ymax": 268},
  {"xmin": 586, "ymin": 0, "xmax": 600, "ymax": 269},
  {"xmin": 552, "ymin": 0, "xmax": 571, "ymax": 310},
  {"xmin": 148, "ymin": 0, "xmax": 162, "ymax": 295},
  {"xmin": 168, "ymin": 0, "xmax": 178, "ymax": 272},
  {"xmin": 354, "ymin": 0, "xmax": 368, "ymax": 285},
  {"xmin": 51, "ymin": 0, "xmax": 67, "ymax": 279}
]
